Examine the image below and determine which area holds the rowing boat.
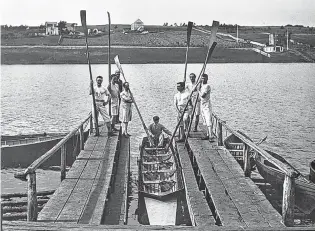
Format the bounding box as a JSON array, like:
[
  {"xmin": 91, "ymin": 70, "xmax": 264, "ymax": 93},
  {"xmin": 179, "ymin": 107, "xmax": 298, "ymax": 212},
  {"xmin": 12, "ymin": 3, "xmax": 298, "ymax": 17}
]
[
  {"xmin": 224, "ymin": 133, "xmax": 315, "ymax": 214},
  {"xmin": 311, "ymin": 160, "xmax": 315, "ymax": 183},
  {"xmin": 137, "ymin": 137, "xmax": 184, "ymax": 225},
  {"xmin": 255, "ymin": 150, "xmax": 315, "ymax": 214}
]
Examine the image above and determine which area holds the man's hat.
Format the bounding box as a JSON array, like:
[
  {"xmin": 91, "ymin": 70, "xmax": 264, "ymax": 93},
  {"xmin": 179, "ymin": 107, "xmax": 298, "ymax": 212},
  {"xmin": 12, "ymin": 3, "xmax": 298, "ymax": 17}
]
[
  {"xmin": 177, "ymin": 82, "xmax": 185, "ymax": 88},
  {"xmin": 96, "ymin": 76, "xmax": 103, "ymax": 80},
  {"xmin": 115, "ymin": 70, "xmax": 120, "ymax": 74},
  {"xmin": 153, "ymin": 116, "xmax": 159, "ymax": 121}
]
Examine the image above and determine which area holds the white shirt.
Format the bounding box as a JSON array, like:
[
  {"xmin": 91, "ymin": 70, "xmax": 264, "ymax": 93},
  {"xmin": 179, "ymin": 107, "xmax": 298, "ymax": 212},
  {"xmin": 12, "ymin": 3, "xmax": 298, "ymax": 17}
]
[
  {"xmin": 186, "ymin": 82, "xmax": 200, "ymax": 102},
  {"xmin": 199, "ymin": 83, "xmax": 211, "ymax": 107},
  {"xmin": 94, "ymin": 85, "xmax": 110, "ymax": 101},
  {"xmin": 174, "ymin": 90, "xmax": 190, "ymax": 110}
]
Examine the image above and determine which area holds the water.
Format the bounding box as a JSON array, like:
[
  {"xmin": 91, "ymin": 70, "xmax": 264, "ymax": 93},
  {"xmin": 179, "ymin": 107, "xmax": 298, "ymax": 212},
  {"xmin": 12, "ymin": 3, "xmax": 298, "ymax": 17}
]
[{"xmin": 1, "ymin": 63, "xmax": 314, "ymax": 202}]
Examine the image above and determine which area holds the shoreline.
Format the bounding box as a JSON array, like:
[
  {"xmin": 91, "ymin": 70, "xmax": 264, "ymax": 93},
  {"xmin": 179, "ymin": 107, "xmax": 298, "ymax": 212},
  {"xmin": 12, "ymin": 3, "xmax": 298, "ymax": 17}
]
[{"xmin": 1, "ymin": 46, "xmax": 307, "ymax": 64}]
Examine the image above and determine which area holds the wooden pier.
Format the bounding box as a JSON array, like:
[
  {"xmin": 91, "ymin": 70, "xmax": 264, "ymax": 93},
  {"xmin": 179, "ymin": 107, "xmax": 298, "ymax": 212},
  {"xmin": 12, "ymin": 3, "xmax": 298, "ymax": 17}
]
[
  {"xmin": 3, "ymin": 118, "xmax": 315, "ymax": 230},
  {"xmin": 182, "ymin": 128, "xmax": 284, "ymax": 228}
]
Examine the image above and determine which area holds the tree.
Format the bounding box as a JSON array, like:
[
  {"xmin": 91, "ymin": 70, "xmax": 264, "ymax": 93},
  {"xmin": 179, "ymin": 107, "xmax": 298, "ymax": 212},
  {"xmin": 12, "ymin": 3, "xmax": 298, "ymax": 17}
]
[
  {"xmin": 58, "ymin": 21, "xmax": 67, "ymax": 34},
  {"xmin": 163, "ymin": 22, "xmax": 168, "ymax": 26}
]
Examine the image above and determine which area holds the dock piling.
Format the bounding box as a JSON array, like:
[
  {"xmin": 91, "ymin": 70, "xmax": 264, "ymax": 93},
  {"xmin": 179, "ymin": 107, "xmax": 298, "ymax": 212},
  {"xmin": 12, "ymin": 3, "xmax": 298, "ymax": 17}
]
[
  {"xmin": 27, "ymin": 170, "xmax": 37, "ymax": 221},
  {"xmin": 61, "ymin": 144, "xmax": 66, "ymax": 181},
  {"xmin": 282, "ymin": 175, "xmax": 296, "ymax": 226}
]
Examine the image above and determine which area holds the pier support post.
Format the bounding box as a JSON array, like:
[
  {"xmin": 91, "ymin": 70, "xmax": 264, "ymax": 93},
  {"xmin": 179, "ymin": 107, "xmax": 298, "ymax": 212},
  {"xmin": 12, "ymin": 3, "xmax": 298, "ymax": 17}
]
[
  {"xmin": 27, "ymin": 170, "xmax": 38, "ymax": 221},
  {"xmin": 282, "ymin": 175, "xmax": 295, "ymax": 226},
  {"xmin": 61, "ymin": 144, "xmax": 67, "ymax": 181},
  {"xmin": 218, "ymin": 122, "xmax": 223, "ymax": 146},
  {"xmin": 89, "ymin": 115, "xmax": 93, "ymax": 135},
  {"xmin": 243, "ymin": 144, "xmax": 251, "ymax": 177},
  {"xmin": 79, "ymin": 124, "xmax": 84, "ymax": 150}
]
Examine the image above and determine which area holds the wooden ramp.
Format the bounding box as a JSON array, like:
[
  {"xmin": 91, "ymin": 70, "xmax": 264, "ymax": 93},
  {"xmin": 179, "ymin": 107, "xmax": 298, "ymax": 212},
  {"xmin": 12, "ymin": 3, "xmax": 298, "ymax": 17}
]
[
  {"xmin": 38, "ymin": 125, "xmax": 121, "ymax": 224},
  {"xmin": 186, "ymin": 129, "xmax": 284, "ymax": 228},
  {"xmin": 176, "ymin": 142, "xmax": 215, "ymax": 226}
]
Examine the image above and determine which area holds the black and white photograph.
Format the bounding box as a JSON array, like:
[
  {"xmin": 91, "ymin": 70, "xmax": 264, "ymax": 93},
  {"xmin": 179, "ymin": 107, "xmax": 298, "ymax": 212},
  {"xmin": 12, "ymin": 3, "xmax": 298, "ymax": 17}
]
[{"xmin": 1, "ymin": 0, "xmax": 315, "ymax": 230}]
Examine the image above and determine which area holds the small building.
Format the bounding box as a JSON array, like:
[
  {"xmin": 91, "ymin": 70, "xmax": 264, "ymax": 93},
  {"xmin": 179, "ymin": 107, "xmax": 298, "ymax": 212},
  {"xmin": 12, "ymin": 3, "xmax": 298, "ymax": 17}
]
[
  {"xmin": 131, "ymin": 19, "xmax": 144, "ymax": 31},
  {"xmin": 65, "ymin": 23, "xmax": 77, "ymax": 32},
  {"xmin": 45, "ymin": 22, "xmax": 59, "ymax": 35},
  {"xmin": 269, "ymin": 34, "xmax": 275, "ymax": 46},
  {"xmin": 263, "ymin": 45, "xmax": 284, "ymax": 53}
]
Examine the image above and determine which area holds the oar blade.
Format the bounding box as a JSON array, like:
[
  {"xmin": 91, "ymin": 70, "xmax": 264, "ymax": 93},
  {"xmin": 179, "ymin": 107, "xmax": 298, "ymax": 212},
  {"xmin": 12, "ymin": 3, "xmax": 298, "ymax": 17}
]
[
  {"xmin": 80, "ymin": 10, "xmax": 88, "ymax": 36},
  {"xmin": 114, "ymin": 55, "xmax": 124, "ymax": 76},
  {"xmin": 186, "ymin": 21, "xmax": 193, "ymax": 45}
]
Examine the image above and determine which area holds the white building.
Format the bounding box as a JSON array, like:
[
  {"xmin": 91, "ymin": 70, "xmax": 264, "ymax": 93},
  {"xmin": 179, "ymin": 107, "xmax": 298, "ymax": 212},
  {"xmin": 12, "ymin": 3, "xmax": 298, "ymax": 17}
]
[
  {"xmin": 131, "ymin": 19, "xmax": 144, "ymax": 31},
  {"xmin": 263, "ymin": 46, "xmax": 284, "ymax": 53},
  {"xmin": 45, "ymin": 22, "xmax": 59, "ymax": 35}
]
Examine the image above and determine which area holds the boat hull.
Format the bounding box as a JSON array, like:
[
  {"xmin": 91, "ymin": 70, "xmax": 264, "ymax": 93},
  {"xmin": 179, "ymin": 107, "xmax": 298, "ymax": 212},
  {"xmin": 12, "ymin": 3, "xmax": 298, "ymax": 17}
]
[
  {"xmin": 255, "ymin": 151, "xmax": 315, "ymax": 214},
  {"xmin": 138, "ymin": 137, "xmax": 184, "ymax": 225}
]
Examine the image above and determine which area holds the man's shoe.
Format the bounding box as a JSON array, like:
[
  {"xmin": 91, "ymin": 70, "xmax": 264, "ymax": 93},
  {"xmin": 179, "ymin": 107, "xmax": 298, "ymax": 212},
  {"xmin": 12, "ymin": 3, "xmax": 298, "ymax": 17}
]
[
  {"xmin": 193, "ymin": 127, "xmax": 198, "ymax": 132},
  {"xmin": 201, "ymin": 136, "xmax": 209, "ymax": 140},
  {"xmin": 209, "ymin": 137, "xmax": 215, "ymax": 142},
  {"xmin": 177, "ymin": 138, "xmax": 185, "ymax": 143}
]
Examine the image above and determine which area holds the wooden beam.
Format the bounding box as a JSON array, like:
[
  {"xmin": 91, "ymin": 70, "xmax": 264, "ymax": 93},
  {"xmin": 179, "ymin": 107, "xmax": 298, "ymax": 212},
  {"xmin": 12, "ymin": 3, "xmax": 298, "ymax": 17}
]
[
  {"xmin": 27, "ymin": 171, "xmax": 37, "ymax": 221},
  {"xmin": 282, "ymin": 175, "xmax": 295, "ymax": 226}
]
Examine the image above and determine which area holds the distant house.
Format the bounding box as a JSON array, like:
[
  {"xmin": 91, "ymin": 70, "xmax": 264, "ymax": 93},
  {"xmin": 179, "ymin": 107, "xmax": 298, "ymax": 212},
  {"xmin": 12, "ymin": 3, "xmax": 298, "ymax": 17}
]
[
  {"xmin": 131, "ymin": 19, "xmax": 144, "ymax": 31},
  {"xmin": 65, "ymin": 23, "xmax": 77, "ymax": 32},
  {"xmin": 263, "ymin": 45, "xmax": 284, "ymax": 53},
  {"xmin": 45, "ymin": 22, "xmax": 59, "ymax": 35}
]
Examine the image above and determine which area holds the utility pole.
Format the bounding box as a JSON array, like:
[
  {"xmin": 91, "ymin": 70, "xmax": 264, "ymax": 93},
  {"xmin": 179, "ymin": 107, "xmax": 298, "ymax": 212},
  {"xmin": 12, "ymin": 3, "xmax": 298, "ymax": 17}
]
[
  {"xmin": 236, "ymin": 24, "xmax": 239, "ymax": 43},
  {"xmin": 286, "ymin": 28, "xmax": 289, "ymax": 50}
]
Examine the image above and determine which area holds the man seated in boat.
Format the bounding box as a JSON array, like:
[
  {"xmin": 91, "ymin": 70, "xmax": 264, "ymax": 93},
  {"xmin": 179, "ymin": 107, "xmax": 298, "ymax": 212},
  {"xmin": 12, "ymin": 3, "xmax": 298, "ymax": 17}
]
[
  {"xmin": 174, "ymin": 82, "xmax": 192, "ymax": 142},
  {"xmin": 148, "ymin": 116, "xmax": 172, "ymax": 147}
]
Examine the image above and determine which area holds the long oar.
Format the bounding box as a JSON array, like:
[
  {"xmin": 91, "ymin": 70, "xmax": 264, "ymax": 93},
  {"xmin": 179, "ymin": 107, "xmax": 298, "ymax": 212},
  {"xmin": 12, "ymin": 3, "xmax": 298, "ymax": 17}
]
[
  {"xmin": 80, "ymin": 10, "xmax": 100, "ymax": 136},
  {"xmin": 107, "ymin": 11, "xmax": 111, "ymax": 117},
  {"xmin": 166, "ymin": 42, "xmax": 217, "ymax": 152},
  {"xmin": 114, "ymin": 55, "xmax": 154, "ymax": 146},
  {"xmin": 183, "ymin": 21, "xmax": 193, "ymax": 83},
  {"xmin": 184, "ymin": 20, "xmax": 220, "ymax": 145},
  {"xmin": 166, "ymin": 20, "xmax": 219, "ymax": 151}
]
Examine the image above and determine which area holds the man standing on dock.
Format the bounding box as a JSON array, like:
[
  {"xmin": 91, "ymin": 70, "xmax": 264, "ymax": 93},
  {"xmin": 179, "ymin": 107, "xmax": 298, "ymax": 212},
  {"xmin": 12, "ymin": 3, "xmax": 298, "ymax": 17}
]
[
  {"xmin": 90, "ymin": 76, "xmax": 113, "ymax": 136},
  {"xmin": 120, "ymin": 82, "xmax": 133, "ymax": 137},
  {"xmin": 186, "ymin": 73, "xmax": 201, "ymax": 131},
  {"xmin": 174, "ymin": 82, "xmax": 192, "ymax": 142},
  {"xmin": 148, "ymin": 116, "xmax": 172, "ymax": 147},
  {"xmin": 108, "ymin": 74, "xmax": 120, "ymax": 131},
  {"xmin": 198, "ymin": 73, "xmax": 214, "ymax": 142}
]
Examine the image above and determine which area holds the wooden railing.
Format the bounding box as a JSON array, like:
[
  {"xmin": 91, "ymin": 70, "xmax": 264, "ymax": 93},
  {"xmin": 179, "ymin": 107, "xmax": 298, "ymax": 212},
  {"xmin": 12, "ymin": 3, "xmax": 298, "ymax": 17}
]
[
  {"xmin": 211, "ymin": 112, "xmax": 299, "ymax": 226},
  {"xmin": 14, "ymin": 113, "xmax": 92, "ymax": 221}
]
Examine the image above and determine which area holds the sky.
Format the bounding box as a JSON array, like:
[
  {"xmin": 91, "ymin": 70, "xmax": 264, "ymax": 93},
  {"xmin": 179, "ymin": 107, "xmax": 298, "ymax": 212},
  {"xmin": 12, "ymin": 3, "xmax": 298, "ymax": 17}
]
[{"xmin": 1, "ymin": 0, "xmax": 314, "ymax": 27}]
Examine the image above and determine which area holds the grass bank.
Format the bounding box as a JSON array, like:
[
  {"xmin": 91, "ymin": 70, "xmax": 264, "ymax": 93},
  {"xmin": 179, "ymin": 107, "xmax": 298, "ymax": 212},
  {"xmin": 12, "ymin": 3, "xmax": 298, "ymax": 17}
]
[{"xmin": 1, "ymin": 46, "xmax": 305, "ymax": 65}]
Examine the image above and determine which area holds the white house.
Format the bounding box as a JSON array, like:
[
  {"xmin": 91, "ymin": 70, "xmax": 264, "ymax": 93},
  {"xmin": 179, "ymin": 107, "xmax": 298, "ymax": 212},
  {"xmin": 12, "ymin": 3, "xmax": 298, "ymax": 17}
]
[
  {"xmin": 45, "ymin": 22, "xmax": 59, "ymax": 35},
  {"xmin": 131, "ymin": 19, "xmax": 144, "ymax": 31},
  {"xmin": 263, "ymin": 45, "xmax": 284, "ymax": 53}
]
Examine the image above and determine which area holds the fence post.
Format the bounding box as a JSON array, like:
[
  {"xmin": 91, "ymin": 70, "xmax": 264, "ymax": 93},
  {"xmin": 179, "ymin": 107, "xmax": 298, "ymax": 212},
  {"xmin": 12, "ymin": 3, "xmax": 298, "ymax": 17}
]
[
  {"xmin": 217, "ymin": 122, "xmax": 223, "ymax": 146},
  {"xmin": 243, "ymin": 144, "xmax": 251, "ymax": 177},
  {"xmin": 79, "ymin": 124, "xmax": 84, "ymax": 150},
  {"xmin": 61, "ymin": 144, "xmax": 67, "ymax": 181},
  {"xmin": 282, "ymin": 175, "xmax": 295, "ymax": 226},
  {"xmin": 27, "ymin": 170, "xmax": 38, "ymax": 221},
  {"xmin": 89, "ymin": 115, "xmax": 93, "ymax": 135}
]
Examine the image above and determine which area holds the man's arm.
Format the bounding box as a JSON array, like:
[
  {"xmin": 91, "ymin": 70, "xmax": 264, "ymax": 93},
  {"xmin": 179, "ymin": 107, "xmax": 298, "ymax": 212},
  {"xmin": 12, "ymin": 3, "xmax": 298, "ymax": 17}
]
[
  {"xmin": 174, "ymin": 95, "xmax": 180, "ymax": 113},
  {"xmin": 161, "ymin": 124, "xmax": 172, "ymax": 136}
]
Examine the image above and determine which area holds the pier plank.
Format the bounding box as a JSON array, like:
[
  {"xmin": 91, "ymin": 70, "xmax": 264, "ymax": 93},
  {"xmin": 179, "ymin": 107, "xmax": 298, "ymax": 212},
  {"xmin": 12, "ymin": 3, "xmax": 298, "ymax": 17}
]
[
  {"xmin": 189, "ymin": 139, "xmax": 245, "ymax": 227},
  {"xmin": 38, "ymin": 125, "xmax": 120, "ymax": 224},
  {"xmin": 176, "ymin": 142, "xmax": 215, "ymax": 226},
  {"xmin": 188, "ymin": 138, "xmax": 284, "ymax": 228}
]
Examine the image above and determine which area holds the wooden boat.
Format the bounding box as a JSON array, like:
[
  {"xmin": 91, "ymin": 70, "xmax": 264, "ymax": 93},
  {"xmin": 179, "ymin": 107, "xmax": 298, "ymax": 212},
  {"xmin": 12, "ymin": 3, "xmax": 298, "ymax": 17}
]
[
  {"xmin": 310, "ymin": 160, "xmax": 315, "ymax": 183},
  {"xmin": 1, "ymin": 133, "xmax": 67, "ymax": 146},
  {"xmin": 137, "ymin": 137, "xmax": 184, "ymax": 225},
  {"xmin": 224, "ymin": 133, "xmax": 315, "ymax": 214},
  {"xmin": 1, "ymin": 132, "xmax": 87, "ymax": 168}
]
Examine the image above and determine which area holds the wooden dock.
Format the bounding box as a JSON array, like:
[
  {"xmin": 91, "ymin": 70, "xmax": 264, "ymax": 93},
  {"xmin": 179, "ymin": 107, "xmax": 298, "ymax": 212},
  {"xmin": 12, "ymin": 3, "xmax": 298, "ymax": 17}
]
[
  {"xmin": 184, "ymin": 128, "xmax": 284, "ymax": 228},
  {"xmin": 37, "ymin": 125, "xmax": 126, "ymax": 224}
]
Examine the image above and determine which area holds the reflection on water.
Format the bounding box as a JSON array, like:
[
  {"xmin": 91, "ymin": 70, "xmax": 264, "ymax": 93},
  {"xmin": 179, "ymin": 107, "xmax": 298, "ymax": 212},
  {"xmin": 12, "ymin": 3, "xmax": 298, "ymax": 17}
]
[{"xmin": 1, "ymin": 63, "xmax": 314, "ymax": 207}]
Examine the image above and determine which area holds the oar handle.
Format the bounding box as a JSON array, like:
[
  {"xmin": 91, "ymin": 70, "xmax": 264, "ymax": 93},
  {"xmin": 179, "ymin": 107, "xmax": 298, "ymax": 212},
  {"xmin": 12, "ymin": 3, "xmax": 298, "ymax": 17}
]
[
  {"xmin": 114, "ymin": 56, "xmax": 154, "ymax": 146},
  {"xmin": 80, "ymin": 10, "xmax": 99, "ymax": 136}
]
